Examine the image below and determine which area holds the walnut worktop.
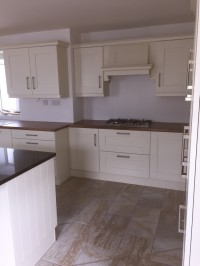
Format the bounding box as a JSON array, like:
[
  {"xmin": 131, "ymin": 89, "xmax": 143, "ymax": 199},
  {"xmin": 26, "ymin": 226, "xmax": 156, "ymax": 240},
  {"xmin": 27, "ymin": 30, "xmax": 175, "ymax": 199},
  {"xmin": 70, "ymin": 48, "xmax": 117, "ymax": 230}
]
[
  {"xmin": 0, "ymin": 119, "xmax": 187, "ymax": 133},
  {"xmin": 72, "ymin": 120, "xmax": 187, "ymax": 133},
  {"xmin": 0, "ymin": 120, "xmax": 72, "ymax": 131}
]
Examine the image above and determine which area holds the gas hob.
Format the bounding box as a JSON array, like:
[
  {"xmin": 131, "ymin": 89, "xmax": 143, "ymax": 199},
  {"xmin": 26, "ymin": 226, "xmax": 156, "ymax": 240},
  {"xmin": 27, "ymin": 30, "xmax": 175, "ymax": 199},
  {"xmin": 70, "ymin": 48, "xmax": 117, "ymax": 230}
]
[{"xmin": 106, "ymin": 119, "xmax": 152, "ymax": 128}]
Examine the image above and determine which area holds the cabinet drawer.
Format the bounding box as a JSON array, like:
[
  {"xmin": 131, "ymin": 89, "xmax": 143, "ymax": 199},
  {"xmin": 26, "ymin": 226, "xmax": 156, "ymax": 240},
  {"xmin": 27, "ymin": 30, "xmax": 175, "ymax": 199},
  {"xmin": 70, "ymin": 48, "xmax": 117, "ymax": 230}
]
[
  {"xmin": 12, "ymin": 138, "xmax": 55, "ymax": 152},
  {"xmin": 0, "ymin": 129, "xmax": 12, "ymax": 148},
  {"xmin": 99, "ymin": 129, "xmax": 150, "ymax": 154},
  {"xmin": 12, "ymin": 130, "xmax": 55, "ymax": 141},
  {"xmin": 100, "ymin": 151, "xmax": 149, "ymax": 178}
]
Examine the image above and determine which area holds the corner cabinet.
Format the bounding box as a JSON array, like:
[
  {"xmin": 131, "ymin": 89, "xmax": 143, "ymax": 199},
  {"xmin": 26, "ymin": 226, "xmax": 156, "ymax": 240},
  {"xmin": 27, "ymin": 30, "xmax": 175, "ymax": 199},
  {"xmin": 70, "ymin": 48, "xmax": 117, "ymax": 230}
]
[
  {"xmin": 150, "ymin": 132, "xmax": 183, "ymax": 183},
  {"xmin": 150, "ymin": 38, "xmax": 194, "ymax": 96},
  {"xmin": 11, "ymin": 128, "xmax": 69, "ymax": 185},
  {"xmin": 73, "ymin": 47, "xmax": 107, "ymax": 97},
  {"xmin": 69, "ymin": 127, "xmax": 100, "ymax": 172},
  {"xmin": 3, "ymin": 41, "xmax": 68, "ymax": 98}
]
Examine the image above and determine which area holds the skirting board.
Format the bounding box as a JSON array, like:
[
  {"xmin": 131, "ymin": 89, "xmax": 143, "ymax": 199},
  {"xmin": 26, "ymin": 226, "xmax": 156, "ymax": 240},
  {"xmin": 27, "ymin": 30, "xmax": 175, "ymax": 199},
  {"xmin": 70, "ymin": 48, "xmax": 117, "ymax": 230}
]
[{"xmin": 70, "ymin": 170, "xmax": 185, "ymax": 191}]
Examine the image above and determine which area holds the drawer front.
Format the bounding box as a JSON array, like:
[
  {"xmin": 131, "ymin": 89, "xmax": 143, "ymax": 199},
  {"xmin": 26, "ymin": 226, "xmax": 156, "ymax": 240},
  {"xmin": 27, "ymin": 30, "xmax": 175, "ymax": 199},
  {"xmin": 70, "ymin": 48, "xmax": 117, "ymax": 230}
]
[
  {"xmin": 100, "ymin": 151, "xmax": 149, "ymax": 178},
  {"xmin": 0, "ymin": 129, "xmax": 12, "ymax": 148},
  {"xmin": 12, "ymin": 138, "xmax": 55, "ymax": 152},
  {"xmin": 11, "ymin": 130, "xmax": 55, "ymax": 141},
  {"xmin": 99, "ymin": 129, "xmax": 150, "ymax": 154}
]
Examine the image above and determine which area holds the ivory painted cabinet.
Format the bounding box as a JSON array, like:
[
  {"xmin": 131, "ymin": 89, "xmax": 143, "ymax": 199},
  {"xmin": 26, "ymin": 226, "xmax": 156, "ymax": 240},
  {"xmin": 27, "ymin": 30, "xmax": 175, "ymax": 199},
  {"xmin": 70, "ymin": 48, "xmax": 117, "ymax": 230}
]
[
  {"xmin": 103, "ymin": 42, "xmax": 149, "ymax": 67},
  {"xmin": 11, "ymin": 128, "xmax": 69, "ymax": 185},
  {"xmin": 99, "ymin": 129, "xmax": 150, "ymax": 178},
  {"xmin": 150, "ymin": 38, "xmax": 194, "ymax": 96},
  {"xmin": 0, "ymin": 129, "xmax": 12, "ymax": 148},
  {"xmin": 69, "ymin": 127, "xmax": 99, "ymax": 172},
  {"xmin": 3, "ymin": 41, "xmax": 68, "ymax": 98},
  {"xmin": 74, "ymin": 47, "xmax": 106, "ymax": 97},
  {"xmin": 150, "ymin": 132, "xmax": 183, "ymax": 182}
]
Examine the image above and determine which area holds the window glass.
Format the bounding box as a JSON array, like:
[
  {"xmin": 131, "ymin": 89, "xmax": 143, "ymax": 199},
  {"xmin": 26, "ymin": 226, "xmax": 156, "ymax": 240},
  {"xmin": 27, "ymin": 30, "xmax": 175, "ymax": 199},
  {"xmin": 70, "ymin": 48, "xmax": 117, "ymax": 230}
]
[{"xmin": 0, "ymin": 56, "xmax": 20, "ymax": 114}]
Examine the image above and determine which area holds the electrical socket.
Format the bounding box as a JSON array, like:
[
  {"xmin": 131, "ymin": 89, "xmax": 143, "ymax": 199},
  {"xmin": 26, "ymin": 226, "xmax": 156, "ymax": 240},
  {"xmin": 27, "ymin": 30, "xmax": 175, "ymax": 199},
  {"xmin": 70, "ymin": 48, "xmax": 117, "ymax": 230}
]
[
  {"xmin": 43, "ymin": 100, "xmax": 48, "ymax": 106},
  {"xmin": 52, "ymin": 100, "xmax": 60, "ymax": 106}
]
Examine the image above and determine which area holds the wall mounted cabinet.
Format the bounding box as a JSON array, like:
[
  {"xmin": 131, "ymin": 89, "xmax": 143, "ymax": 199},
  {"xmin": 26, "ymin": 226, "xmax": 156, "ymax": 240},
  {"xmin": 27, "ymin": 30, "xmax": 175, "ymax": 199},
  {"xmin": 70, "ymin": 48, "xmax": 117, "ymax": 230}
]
[
  {"xmin": 74, "ymin": 47, "xmax": 107, "ymax": 97},
  {"xmin": 3, "ymin": 41, "xmax": 68, "ymax": 98},
  {"xmin": 150, "ymin": 38, "xmax": 194, "ymax": 96}
]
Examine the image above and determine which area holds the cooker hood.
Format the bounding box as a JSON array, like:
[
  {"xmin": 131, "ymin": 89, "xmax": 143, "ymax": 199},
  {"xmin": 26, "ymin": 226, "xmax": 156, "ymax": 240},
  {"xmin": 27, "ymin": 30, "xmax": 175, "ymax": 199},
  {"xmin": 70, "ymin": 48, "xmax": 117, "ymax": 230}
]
[
  {"xmin": 102, "ymin": 42, "xmax": 153, "ymax": 81},
  {"xmin": 103, "ymin": 64, "xmax": 153, "ymax": 81}
]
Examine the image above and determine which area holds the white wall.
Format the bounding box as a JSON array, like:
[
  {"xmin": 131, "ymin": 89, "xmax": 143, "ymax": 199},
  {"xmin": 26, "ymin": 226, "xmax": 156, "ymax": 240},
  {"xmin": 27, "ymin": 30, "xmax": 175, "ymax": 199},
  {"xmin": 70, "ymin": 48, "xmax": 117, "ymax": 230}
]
[
  {"xmin": 81, "ymin": 22, "xmax": 195, "ymax": 42},
  {"xmin": 83, "ymin": 76, "xmax": 190, "ymax": 123}
]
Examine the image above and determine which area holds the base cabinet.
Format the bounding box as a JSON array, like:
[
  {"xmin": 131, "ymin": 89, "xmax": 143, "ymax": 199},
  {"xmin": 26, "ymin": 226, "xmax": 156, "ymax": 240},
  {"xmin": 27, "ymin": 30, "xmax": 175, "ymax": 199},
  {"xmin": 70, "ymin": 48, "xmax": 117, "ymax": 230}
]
[
  {"xmin": 150, "ymin": 132, "xmax": 183, "ymax": 182},
  {"xmin": 0, "ymin": 159, "xmax": 57, "ymax": 266},
  {"xmin": 11, "ymin": 129, "xmax": 69, "ymax": 185},
  {"xmin": 69, "ymin": 127, "xmax": 99, "ymax": 172},
  {"xmin": 0, "ymin": 129, "xmax": 12, "ymax": 148},
  {"xmin": 100, "ymin": 151, "xmax": 149, "ymax": 178}
]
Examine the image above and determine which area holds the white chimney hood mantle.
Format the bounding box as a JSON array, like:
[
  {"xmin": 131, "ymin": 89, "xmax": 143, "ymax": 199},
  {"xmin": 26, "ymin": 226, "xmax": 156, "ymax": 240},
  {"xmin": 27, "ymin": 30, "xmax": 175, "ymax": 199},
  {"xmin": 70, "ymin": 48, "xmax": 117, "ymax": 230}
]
[{"xmin": 103, "ymin": 64, "xmax": 153, "ymax": 81}]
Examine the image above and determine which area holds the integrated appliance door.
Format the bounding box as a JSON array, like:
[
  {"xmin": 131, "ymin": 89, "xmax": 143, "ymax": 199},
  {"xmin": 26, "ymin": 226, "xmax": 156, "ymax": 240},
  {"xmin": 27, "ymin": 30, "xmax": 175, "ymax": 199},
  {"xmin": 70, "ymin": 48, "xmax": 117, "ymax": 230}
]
[{"xmin": 183, "ymin": 1, "xmax": 200, "ymax": 265}]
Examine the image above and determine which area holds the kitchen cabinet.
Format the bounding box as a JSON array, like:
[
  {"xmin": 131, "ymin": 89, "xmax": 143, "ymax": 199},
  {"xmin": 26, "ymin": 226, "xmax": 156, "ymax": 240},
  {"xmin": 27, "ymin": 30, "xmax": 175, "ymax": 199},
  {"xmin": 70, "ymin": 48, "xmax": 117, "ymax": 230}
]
[
  {"xmin": 0, "ymin": 129, "xmax": 12, "ymax": 148},
  {"xmin": 74, "ymin": 47, "xmax": 107, "ymax": 97},
  {"xmin": 150, "ymin": 38, "xmax": 194, "ymax": 96},
  {"xmin": 99, "ymin": 129, "xmax": 150, "ymax": 178},
  {"xmin": 69, "ymin": 127, "xmax": 99, "ymax": 172},
  {"xmin": 103, "ymin": 42, "xmax": 149, "ymax": 67},
  {"xmin": 3, "ymin": 42, "xmax": 68, "ymax": 98},
  {"xmin": 150, "ymin": 132, "xmax": 183, "ymax": 182},
  {"xmin": 11, "ymin": 128, "xmax": 69, "ymax": 185}
]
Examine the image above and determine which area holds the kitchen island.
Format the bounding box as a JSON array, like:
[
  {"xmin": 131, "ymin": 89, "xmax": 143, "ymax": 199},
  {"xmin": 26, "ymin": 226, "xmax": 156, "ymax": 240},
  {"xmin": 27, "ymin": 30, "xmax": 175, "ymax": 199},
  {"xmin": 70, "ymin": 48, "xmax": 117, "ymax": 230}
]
[{"xmin": 0, "ymin": 148, "xmax": 57, "ymax": 266}]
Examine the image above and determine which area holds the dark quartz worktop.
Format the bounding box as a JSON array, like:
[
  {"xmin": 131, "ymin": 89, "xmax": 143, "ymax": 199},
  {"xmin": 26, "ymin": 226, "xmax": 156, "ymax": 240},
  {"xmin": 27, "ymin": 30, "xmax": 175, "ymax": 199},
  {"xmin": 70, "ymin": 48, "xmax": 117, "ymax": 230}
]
[{"xmin": 0, "ymin": 148, "xmax": 56, "ymax": 186}]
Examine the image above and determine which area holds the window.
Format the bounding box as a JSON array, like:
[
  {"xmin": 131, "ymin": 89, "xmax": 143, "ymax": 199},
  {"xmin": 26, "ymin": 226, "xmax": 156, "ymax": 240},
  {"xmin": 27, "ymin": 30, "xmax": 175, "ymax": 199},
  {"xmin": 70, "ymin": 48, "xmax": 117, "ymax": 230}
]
[{"xmin": 0, "ymin": 53, "xmax": 20, "ymax": 115}]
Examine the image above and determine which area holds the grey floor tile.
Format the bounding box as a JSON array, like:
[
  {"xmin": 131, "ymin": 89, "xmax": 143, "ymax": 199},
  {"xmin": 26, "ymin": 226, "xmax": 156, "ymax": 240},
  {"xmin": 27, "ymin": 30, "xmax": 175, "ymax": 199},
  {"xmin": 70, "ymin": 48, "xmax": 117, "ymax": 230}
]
[
  {"xmin": 138, "ymin": 191, "xmax": 165, "ymax": 209},
  {"xmin": 37, "ymin": 177, "xmax": 184, "ymax": 266},
  {"xmin": 86, "ymin": 214, "xmax": 130, "ymax": 251},
  {"xmin": 108, "ymin": 184, "xmax": 142, "ymax": 217},
  {"xmin": 35, "ymin": 260, "xmax": 58, "ymax": 266},
  {"xmin": 75, "ymin": 245, "xmax": 115, "ymax": 265},
  {"xmin": 151, "ymin": 249, "xmax": 183, "ymax": 266},
  {"xmin": 126, "ymin": 205, "xmax": 160, "ymax": 239}
]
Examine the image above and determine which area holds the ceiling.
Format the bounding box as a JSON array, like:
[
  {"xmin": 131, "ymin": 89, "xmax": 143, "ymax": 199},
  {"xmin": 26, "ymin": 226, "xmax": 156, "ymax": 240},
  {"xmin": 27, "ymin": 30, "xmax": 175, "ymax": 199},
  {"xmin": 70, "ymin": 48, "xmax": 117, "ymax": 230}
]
[{"xmin": 0, "ymin": 0, "xmax": 195, "ymax": 36}]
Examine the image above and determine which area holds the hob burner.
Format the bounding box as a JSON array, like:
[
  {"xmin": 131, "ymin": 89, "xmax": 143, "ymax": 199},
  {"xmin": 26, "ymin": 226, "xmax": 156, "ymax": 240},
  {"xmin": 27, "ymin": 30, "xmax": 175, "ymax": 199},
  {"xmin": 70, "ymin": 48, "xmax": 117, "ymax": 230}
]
[{"xmin": 106, "ymin": 119, "xmax": 151, "ymax": 128}]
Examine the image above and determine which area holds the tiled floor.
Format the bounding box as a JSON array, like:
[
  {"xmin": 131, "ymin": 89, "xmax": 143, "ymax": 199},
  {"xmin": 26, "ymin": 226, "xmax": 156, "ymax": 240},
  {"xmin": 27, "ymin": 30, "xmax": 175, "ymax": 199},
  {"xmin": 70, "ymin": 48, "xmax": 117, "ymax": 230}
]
[{"xmin": 36, "ymin": 177, "xmax": 185, "ymax": 266}]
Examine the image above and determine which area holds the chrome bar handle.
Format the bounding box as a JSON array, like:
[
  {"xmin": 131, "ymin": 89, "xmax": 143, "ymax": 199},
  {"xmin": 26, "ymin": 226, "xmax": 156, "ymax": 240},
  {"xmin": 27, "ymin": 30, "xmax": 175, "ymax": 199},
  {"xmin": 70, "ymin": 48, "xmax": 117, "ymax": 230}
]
[
  {"xmin": 116, "ymin": 132, "xmax": 130, "ymax": 135},
  {"xmin": 32, "ymin": 77, "xmax": 36, "ymax": 90},
  {"xmin": 178, "ymin": 205, "xmax": 186, "ymax": 233},
  {"xmin": 158, "ymin": 73, "xmax": 161, "ymax": 87},
  {"xmin": 94, "ymin": 134, "xmax": 97, "ymax": 147},
  {"xmin": 98, "ymin": 76, "xmax": 102, "ymax": 89},
  {"xmin": 26, "ymin": 142, "xmax": 39, "ymax": 145},
  {"xmin": 26, "ymin": 77, "xmax": 30, "ymax": 90},
  {"xmin": 25, "ymin": 134, "xmax": 38, "ymax": 137},
  {"xmin": 117, "ymin": 155, "xmax": 130, "ymax": 159}
]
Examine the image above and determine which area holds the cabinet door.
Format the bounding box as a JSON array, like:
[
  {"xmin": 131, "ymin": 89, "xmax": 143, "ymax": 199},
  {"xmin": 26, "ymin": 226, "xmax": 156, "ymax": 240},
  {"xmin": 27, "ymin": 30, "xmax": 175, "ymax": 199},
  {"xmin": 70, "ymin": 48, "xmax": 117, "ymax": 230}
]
[
  {"xmin": 103, "ymin": 43, "xmax": 149, "ymax": 67},
  {"xmin": 150, "ymin": 132, "xmax": 183, "ymax": 182},
  {"xmin": 100, "ymin": 151, "xmax": 149, "ymax": 178},
  {"xmin": 74, "ymin": 47, "xmax": 104, "ymax": 97},
  {"xmin": 155, "ymin": 39, "xmax": 193, "ymax": 96},
  {"xmin": 69, "ymin": 128, "xmax": 99, "ymax": 172},
  {"xmin": 3, "ymin": 48, "xmax": 32, "ymax": 97},
  {"xmin": 0, "ymin": 129, "xmax": 12, "ymax": 148},
  {"xmin": 29, "ymin": 46, "xmax": 60, "ymax": 96},
  {"xmin": 99, "ymin": 129, "xmax": 150, "ymax": 154}
]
